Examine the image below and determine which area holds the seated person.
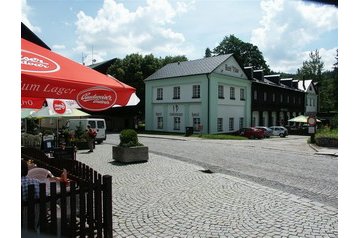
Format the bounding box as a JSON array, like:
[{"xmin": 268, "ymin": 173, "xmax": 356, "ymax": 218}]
[{"xmin": 21, "ymin": 160, "xmax": 42, "ymax": 201}]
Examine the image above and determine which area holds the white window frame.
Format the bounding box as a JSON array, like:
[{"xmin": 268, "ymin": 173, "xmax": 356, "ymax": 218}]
[
  {"xmin": 239, "ymin": 117, "xmax": 244, "ymax": 129},
  {"xmin": 240, "ymin": 88, "xmax": 245, "ymax": 101},
  {"xmin": 157, "ymin": 88, "xmax": 163, "ymax": 100},
  {"xmin": 173, "ymin": 86, "xmax": 180, "ymax": 99},
  {"xmin": 193, "ymin": 118, "xmax": 201, "ymax": 131},
  {"xmin": 218, "ymin": 85, "xmax": 224, "ymax": 99},
  {"xmin": 174, "ymin": 117, "xmax": 181, "ymax": 130},
  {"xmin": 217, "ymin": 118, "xmax": 223, "ymax": 132},
  {"xmin": 192, "ymin": 85, "xmax": 200, "ymax": 98},
  {"xmin": 230, "ymin": 87, "xmax": 235, "ymax": 100},
  {"xmin": 157, "ymin": 117, "xmax": 163, "ymax": 129},
  {"xmin": 229, "ymin": 118, "xmax": 234, "ymax": 131}
]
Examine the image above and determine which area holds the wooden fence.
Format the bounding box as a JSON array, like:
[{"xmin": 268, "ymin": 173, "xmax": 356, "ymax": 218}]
[{"xmin": 21, "ymin": 147, "xmax": 113, "ymax": 238}]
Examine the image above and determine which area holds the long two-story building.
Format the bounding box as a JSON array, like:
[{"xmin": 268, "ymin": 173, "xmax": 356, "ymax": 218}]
[
  {"xmin": 245, "ymin": 68, "xmax": 306, "ymax": 127},
  {"xmin": 144, "ymin": 54, "xmax": 252, "ymax": 134}
]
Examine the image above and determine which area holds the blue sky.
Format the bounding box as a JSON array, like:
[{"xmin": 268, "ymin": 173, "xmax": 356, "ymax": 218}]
[{"xmin": 22, "ymin": 0, "xmax": 338, "ymax": 73}]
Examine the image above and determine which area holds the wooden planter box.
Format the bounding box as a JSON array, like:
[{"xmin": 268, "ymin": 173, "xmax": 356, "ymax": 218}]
[{"xmin": 112, "ymin": 145, "xmax": 149, "ymax": 163}]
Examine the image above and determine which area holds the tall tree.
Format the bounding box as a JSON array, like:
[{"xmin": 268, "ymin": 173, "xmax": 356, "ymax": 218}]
[
  {"xmin": 297, "ymin": 49, "xmax": 337, "ymax": 113},
  {"xmin": 205, "ymin": 48, "xmax": 212, "ymax": 58},
  {"xmin": 212, "ymin": 35, "xmax": 271, "ymax": 74},
  {"xmin": 297, "ymin": 49, "xmax": 324, "ymax": 82}
]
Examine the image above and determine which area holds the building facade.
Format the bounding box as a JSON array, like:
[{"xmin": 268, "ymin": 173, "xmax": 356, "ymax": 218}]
[
  {"xmin": 298, "ymin": 79, "xmax": 318, "ymax": 115},
  {"xmin": 246, "ymin": 68, "xmax": 306, "ymax": 127},
  {"xmin": 145, "ymin": 54, "xmax": 252, "ymax": 134}
]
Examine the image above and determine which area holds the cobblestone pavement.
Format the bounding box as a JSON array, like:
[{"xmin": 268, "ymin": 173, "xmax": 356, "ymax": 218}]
[{"xmin": 77, "ymin": 142, "xmax": 337, "ymax": 238}]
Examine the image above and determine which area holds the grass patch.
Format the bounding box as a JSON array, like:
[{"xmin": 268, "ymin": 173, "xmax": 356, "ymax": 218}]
[{"xmin": 315, "ymin": 127, "xmax": 338, "ymax": 140}]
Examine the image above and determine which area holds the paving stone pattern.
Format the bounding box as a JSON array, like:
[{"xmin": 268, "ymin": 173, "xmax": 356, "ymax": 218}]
[{"xmin": 76, "ymin": 143, "xmax": 337, "ymax": 238}]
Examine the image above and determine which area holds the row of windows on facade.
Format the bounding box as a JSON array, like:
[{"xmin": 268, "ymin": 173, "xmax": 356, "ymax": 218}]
[
  {"xmin": 253, "ymin": 90, "xmax": 304, "ymax": 105},
  {"xmin": 156, "ymin": 85, "xmax": 245, "ymax": 100},
  {"xmin": 156, "ymin": 116, "xmax": 244, "ymax": 132}
]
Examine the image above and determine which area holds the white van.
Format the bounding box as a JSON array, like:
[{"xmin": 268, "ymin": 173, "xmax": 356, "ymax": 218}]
[{"xmin": 66, "ymin": 118, "xmax": 107, "ymax": 144}]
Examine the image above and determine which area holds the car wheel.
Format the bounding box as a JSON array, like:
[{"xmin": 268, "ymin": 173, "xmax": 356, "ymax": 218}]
[{"xmin": 279, "ymin": 133, "xmax": 284, "ymax": 137}]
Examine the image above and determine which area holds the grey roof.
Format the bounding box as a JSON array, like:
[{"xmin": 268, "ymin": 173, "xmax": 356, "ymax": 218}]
[{"xmin": 145, "ymin": 54, "xmax": 233, "ymax": 81}]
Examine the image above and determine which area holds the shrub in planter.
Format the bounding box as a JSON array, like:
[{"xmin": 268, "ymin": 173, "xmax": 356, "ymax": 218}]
[{"xmin": 113, "ymin": 129, "xmax": 148, "ymax": 163}]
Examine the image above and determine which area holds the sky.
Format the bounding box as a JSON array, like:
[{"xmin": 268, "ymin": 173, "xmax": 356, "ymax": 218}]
[{"xmin": 21, "ymin": 0, "xmax": 338, "ymax": 74}]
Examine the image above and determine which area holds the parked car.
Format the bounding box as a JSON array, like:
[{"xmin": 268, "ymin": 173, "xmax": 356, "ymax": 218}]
[
  {"xmin": 269, "ymin": 126, "xmax": 288, "ymax": 137},
  {"xmin": 255, "ymin": 126, "xmax": 273, "ymax": 138},
  {"xmin": 235, "ymin": 127, "xmax": 265, "ymax": 139}
]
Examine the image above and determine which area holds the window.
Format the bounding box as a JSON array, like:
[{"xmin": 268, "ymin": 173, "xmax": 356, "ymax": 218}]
[
  {"xmin": 192, "ymin": 85, "xmax": 200, "ymax": 98},
  {"xmin": 173, "ymin": 86, "xmax": 180, "ymax": 99},
  {"xmin": 218, "ymin": 85, "xmax": 224, "ymax": 99},
  {"xmin": 287, "ymin": 95, "xmax": 290, "ymax": 103},
  {"xmin": 264, "ymin": 92, "xmax": 267, "ymax": 101},
  {"xmin": 293, "ymin": 96, "xmax": 296, "ymax": 104},
  {"xmin": 254, "ymin": 90, "xmax": 257, "ymax": 100},
  {"xmin": 97, "ymin": 121, "xmax": 105, "ymax": 129},
  {"xmin": 298, "ymin": 97, "xmax": 301, "ymax": 104},
  {"xmin": 239, "ymin": 117, "xmax": 244, "ymax": 129},
  {"xmin": 280, "ymin": 94, "xmax": 283, "ymax": 103},
  {"xmin": 157, "ymin": 117, "xmax": 163, "ymax": 129},
  {"xmin": 272, "ymin": 93, "xmax": 276, "ymax": 102},
  {"xmin": 217, "ymin": 118, "xmax": 223, "ymax": 132},
  {"xmin": 174, "ymin": 117, "xmax": 180, "ymax": 130},
  {"xmin": 230, "ymin": 87, "xmax": 235, "ymax": 100},
  {"xmin": 156, "ymin": 88, "xmax": 163, "ymax": 100},
  {"xmin": 240, "ymin": 88, "xmax": 245, "ymax": 101},
  {"xmin": 193, "ymin": 118, "xmax": 201, "ymax": 131},
  {"xmin": 313, "ymin": 99, "xmax": 315, "ymax": 106},
  {"xmin": 229, "ymin": 118, "xmax": 234, "ymax": 131}
]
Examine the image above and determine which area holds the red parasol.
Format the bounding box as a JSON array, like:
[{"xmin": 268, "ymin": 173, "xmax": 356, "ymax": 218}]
[{"xmin": 21, "ymin": 38, "xmax": 139, "ymax": 111}]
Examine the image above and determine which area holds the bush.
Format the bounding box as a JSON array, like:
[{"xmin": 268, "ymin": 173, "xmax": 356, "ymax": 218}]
[
  {"xmin": 314, "ymin": 127, "xmax": 338, "ymax": 147},
  {"xmin": 119, "ymin": 129, "xmax": 143, "ymax": 147}
]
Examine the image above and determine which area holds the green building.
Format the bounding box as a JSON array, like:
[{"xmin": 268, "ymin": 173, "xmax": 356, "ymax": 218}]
[{"xmin": 144, "ymin": 54, "xmax": 251, "ymax": 134}]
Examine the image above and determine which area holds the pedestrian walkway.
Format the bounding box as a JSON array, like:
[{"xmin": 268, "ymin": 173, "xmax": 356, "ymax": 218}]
[{"xmin": 76, "ymin": 142, "xmax": 338, "ymax": 237}]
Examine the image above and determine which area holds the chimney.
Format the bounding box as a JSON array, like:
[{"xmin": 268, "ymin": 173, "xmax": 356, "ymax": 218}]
[
  {"xmin": 244, "ymin": 66, "xmax": 253, "ymax": 80},
  {"xmin": 292, "ymin": 79, "xmax": 298, "ymax": 89},
  {"xmin": 264, "ymin": 74, "xmax": 281, "ymax": 85},
  {"xmin": 280, "ymin": 78, "xmax": 293, "ymax": 87},
  {"xmin": 253, "ymin": 69, "xmax": 264, "ymax": 81}
]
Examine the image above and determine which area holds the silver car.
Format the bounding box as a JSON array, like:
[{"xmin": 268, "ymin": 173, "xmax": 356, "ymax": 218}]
[{"xmin": 269, "ymin": 126, "xmax": 288, "ymax": 137}]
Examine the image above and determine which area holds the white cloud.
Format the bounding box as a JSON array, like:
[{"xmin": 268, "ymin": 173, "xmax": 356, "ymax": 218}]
[
  {"xmin": 74, "ymin": 0, "xmax": 193, "ymax": 59},
  {"xmin": 52, "ymin": 44, "xmax": 66, "ymax": 50},
  {"xmin": 251, "ymin": 0, "xmax": 337, "ymax": 73},
  {"xmin": 21, "ymin": 0, "xmax": 41, "ymax": 33}
]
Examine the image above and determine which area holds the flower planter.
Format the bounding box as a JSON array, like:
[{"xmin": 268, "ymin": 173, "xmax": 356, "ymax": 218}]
[{"xmin": 112, "ymin": 146, "xmax": 149, "ymax": 163}]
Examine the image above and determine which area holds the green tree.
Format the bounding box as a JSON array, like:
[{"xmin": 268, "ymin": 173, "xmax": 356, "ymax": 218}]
[
  {"xmin": 212, "ymin": 35, "xmax": 271, "ymax": 74},
  {"xmin": 205, "ymin": 48, "xmax": 212, "ymax": 58},
  {"xmin": 107, "ymin": 54, "xmax": 188, "ymax": 120},
  {"xmin": 297, "ymin": 49, "xmax": 338, "ymax": 113},
  {"xmin": 297, "ymin": 49, "xmax": 324, "ymax": 83}
]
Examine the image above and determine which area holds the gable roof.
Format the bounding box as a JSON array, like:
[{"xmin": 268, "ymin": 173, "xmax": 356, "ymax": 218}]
[
  {"xmin": 145, "ymin": 54, "xmax": 233, "ymax": 81},
  {"xmin": 298, "ymin": 79, "xmax": 317, "ymax": 93}
]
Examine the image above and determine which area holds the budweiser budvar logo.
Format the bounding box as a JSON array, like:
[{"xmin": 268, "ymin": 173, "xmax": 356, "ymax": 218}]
[
  {"xmin": 77, "ymin": 87, "xmax": 117, "ymax": 111},
  {"xmin": 53, "ymin": 100, "xmax": 66, "ymax": 114},
  {"xmin": 21, "ymin": 50, "xmax": 60, "ymax": 73}
]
